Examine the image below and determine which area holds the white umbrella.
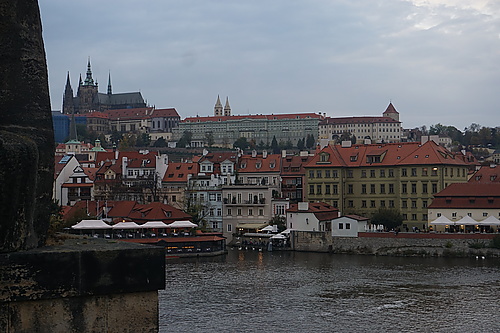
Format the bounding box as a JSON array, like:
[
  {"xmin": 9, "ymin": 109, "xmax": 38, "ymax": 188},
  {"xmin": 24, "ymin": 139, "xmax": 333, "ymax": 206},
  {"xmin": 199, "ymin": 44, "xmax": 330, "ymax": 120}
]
[
  {"xmin": 477, "ymin": 215, "xmax": 500, "ymax": 226},
  {"xmin": 280, "ymin": 229, "xmax": 295, "ymax": 234},
  {"xmin": 429, "ymin": 215, "xmax": 453, "ymax": 225},
  {"xmin": 71, "ymin": 219, "xmax": 111, "ymax": 229},
  {"xmin": 270, "ymin": 233, "xmax": 287, "ymax": 239},
  {"xmin": 260, "ymin": 225, "xmax": 274, "ymax": 232},
  {"xmin": 167, "ymin": 220, "xmax": 198, "ymax": 228},
  {"xmin": 112, "ymin": 221, "xmax": 140, "ymax": 229},
  {"xmin": 141, "ymin": 221, "xmax": 169, "ymax": 229},
  {"xmin": 455, "ymin": 215, "xmax": 478, "ymax": 225}
]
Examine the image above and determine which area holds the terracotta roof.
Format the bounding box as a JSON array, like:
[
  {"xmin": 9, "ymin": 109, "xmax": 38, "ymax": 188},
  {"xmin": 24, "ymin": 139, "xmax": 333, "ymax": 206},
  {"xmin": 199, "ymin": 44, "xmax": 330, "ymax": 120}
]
[
  {"xmin": 95, "ymin": 151, "xmax": 159, "ymax": 167},
  {"xmin": 343, "ymin": 214, "xmax": 370, "ymax": 221},
  {"xmin": 238, "ymin": 154, "xmax": 281, "ymax": 173},
  {"xmin": 162, "ymin": 162, "xmax": 199, "ymax": 183},
  {"xmin": 429, "ymin": 183, "xmax": 500, "ymax": 209},
  {"xmin": 85, "ymin": 111, "xmax": 109, "ymax": 119},
  {"xmin": 199, "ymin": 151, "xmax": 237, "ymax": 164},
  {"xmin": 287, "ymin": 202, "xmax": 339, "ymax": 221},
  {"xmin": 281, "ymin": 155, "xmax": 314, "ymax": 175},
  {"xmin": 104, "ymin": 107, "xmax": 154, "ymax": 120},
  {"xmin": 383, "ymin": 102, "xmax": 399, "ymax": 114},
  {"xmin": 319, "ymin": 116, "xmax": 399, "ymax": 125},
  {"xmin": 469, "ymin": 165, "xmax": 499, "ymax": 183},
  {"xmin": 83, "ymin": 167, "xmax": 98, "ymax": 181},
  {"xmin": 150, "ymin": 108, "xmax": 180, "ymax": 118},
  {"xmin": 305, "ymin": 141, "xmax": 469, "ymax": 168},
  {"xmin": 107, "ymin": 201, "xmax": 192, "ymax": 223},
  {"xmin": 182, "ymin": 113, "xmax": 323, "ymax": 123}
]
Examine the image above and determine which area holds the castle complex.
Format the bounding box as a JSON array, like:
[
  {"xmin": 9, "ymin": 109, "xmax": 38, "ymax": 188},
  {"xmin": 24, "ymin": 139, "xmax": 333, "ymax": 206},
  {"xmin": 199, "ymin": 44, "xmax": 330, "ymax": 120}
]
[{"xmin": 62, "ymin": 59, "xmax": 146, "ymax": 114}]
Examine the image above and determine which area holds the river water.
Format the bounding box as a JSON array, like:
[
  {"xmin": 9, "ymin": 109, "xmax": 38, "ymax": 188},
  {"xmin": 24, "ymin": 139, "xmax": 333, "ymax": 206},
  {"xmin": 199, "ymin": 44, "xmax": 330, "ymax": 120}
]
[{"xmin": 159, "ymin": 250, "xmax": 500, "ymax": 333}]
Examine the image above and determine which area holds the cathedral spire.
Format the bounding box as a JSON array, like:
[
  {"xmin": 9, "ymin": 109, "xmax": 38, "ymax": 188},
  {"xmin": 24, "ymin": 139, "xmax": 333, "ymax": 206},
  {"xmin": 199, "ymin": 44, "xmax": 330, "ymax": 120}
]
[
  {"xmin": 107, "ymin": 71, "xmax": 112, "ymax": 95},
  {"xmin": 224, "ymin": 96, "xmax": 231, "ymax": 116},
  {"xmin": 62, "ymin": 71, "xmax": 75, "ymax": 115},
  {"xmin": 214, "ymin": 95, "xmax": 223, "ymax": 116},
  {"xmin": 84, "ymin": 57, "xmax": 95, "ymax": 86}
]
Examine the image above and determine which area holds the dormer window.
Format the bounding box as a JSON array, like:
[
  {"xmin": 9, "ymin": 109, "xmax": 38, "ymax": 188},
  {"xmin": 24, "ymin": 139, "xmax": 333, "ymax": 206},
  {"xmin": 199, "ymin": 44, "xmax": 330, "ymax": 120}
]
[{"xmin": 256, "ymin": 162, "xmax": 262, "ymax": 169}]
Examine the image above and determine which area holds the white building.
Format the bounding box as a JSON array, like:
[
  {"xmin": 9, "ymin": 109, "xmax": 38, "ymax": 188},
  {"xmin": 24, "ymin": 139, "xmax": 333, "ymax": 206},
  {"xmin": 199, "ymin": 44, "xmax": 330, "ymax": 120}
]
[
  {"xmin": 286, "ymin": 202, "xmax": 339, "ymax": 232},
  {"xmin": 331, "ymin": 215, "xmax": 369, "ymax": 237}
]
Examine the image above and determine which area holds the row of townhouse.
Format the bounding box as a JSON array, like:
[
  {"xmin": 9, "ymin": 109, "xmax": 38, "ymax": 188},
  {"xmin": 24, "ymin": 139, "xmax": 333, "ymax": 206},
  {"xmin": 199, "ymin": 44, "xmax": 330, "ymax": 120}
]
[{"xmin": 54, "ymin": 137, "xmax": 482, "ymax": 239}]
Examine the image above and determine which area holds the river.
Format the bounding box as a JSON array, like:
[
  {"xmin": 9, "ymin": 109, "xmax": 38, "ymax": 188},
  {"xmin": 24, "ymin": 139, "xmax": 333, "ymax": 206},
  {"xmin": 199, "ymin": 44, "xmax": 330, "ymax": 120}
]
[{"xmin": 159, "ymin": 250, "xmax": 500, "ymax": 333}]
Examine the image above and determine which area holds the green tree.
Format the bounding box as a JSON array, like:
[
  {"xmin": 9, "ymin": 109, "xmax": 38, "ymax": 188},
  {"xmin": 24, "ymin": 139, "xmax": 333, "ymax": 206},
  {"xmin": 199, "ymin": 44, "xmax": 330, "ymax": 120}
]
[
  {"xmin": 136, "ymin": 133, "xmax": 151, "ymax": 147},
  {"xmin": 233, "ymin": 137, "xmax": 249, "ymax": 150},
  {"xmin": 306, "ymin": 134, "xmax": 315, "ymax": 148},
  {"xmin": 205, "ymin": 132, "xmax": 215, "ymax": 147},
  {"xmin": 153, "ymin": 137, "xmax": 167, "ymax": 147},
  {"xmin": 297, "ymin": 138, "xmax": 305, "ymax": 150},
  {"xmin": 371, "ymin": 208, "xmax": 403, "ymax": 230},
  {"xmin": 110, "ymin": 130, "xmax": 122, "ymax": 145},
  {"xmin": 269, "ymin": 215, "xmax": 287, "ymax": 232},
  {"xmin": 119, "ymin": 134, "xmax": 136, "ymax": 151},
  {"xmin": 177, "ymin": 131, "xmax": 193, "ymax": 148},
  {"xmin": 271, "ymin": 135, "xmax": 279, "ymax": 153}
]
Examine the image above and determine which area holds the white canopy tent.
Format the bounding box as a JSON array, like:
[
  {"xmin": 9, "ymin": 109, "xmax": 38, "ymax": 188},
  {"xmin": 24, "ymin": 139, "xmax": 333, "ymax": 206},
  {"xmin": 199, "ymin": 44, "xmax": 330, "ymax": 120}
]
[
  {"xmin": 280, "ymin": 229, "xmax": 295, "ymax": 234},
  {"xmin": 455, "ymin": 215, "xmax": 478, "ymax": 225},
  {"xmin": 270, "ymin": 233, "xmax": 287, "ymax": 239},
  {"xmin": 140, "ymin": 221, "xmax": 169, "ymax": 229},
  {"xmin": 112, "ymin": 221, "xmax": 140, "ymax": 229},
  {"xmin": 429, "ymin": 215, "xmax": 454, "ymax": 225},
  {"xmin": 477, "ymin": 215, "xmax": 500, "ymax": 226},
  {"xmin": 71, "ymin": 219, "xmax": 111, "ymax": 230},
  {"xmin": 166, "ymin": 220, "xmax": 198, "ymax": 228},
  {"xmin": 259, "ymin": 225, "xmax": 274, "ymax": 232}
]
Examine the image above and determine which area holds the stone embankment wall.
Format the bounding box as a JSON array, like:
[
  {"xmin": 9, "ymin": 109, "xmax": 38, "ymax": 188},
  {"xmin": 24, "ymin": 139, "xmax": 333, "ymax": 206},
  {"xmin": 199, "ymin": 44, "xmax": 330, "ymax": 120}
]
[{"xmin": 291, "ymin": 231, "xmax": 500, "ymax": 257}]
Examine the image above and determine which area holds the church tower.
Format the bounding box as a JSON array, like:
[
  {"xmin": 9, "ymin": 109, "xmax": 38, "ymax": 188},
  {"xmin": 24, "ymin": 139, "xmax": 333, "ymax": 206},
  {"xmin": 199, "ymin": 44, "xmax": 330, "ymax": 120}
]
[
  {"xmin": 214, "ymin": 95, "xmax": 223, "ymax": 116},
  {"xmin": 62, "ymin": 71, "xmax": 74, "ymax": 115},
  {"xmin": 76, "ymin": 58, "xmax": 99, "ymax": 113},
  {"xmin": 107, "ymin": 71, "xmax": 112, "ymax": 95},
  {"xmin": 383, "ymin": 102, "xmax": 400, "ymax": 122},
  {"xmin": 224, "ymin": 96, "xmax": 231, "ymax": 116}
]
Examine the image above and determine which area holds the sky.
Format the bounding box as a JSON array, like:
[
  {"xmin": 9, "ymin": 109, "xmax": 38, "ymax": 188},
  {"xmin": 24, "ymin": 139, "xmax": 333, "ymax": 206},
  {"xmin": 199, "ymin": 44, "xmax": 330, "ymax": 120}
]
[{"xmin": 39, "ymin": 0, "xmax": 500, "ymax": 131}]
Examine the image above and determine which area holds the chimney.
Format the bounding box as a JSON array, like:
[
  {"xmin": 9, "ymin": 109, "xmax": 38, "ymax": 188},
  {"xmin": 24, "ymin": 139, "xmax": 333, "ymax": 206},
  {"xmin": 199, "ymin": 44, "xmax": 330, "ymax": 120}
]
[
  {"xmin": 281, "ymin": 150, "xmax": 286, "ymax": 158},
  {"xmin": 298, "ymin": 202, "xmax": 309, "ymax": 211},
  {"xmin": 341, "ymin": 141, "xmax": 352, "ymax": 148},
  {"xmin": 252, "ymin": 150, "xmax": 257, "ymax": 158},
  {"xmin": 262, "ymin": 150, "xmax": 268, "ymax": 159}
]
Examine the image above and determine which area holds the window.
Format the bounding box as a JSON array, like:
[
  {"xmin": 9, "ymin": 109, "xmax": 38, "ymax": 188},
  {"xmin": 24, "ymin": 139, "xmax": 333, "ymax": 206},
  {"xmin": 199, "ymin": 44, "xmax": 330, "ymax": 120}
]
[
  {"xmin": 346, "ymin": 223, "xmax": 351, "ymax": 230},
  {"xmin": 452, "ymin": 212, "xmax": 457, "ymax": 217},
  {"xmin": 217, "ymin": 208, "xmax": 222, "ymax": 216},
  {"xmin": 317, "ymin": 170, "xmax": 322, "ymax": 178},
  {"xmin": 227, "ymin": 224, "xmax": 232, "ymax": 232},
  {"xmin": 370, "ymin": 170, "xmax": 376, "ymax": 178},
  {"xmin": 403, "ymin": 214, "xmax": 408, "ymax": 220},
  {"xmin": 411, "ymin": 200, "xmax": 417, "ymax": 208},
  {"xmin": 248, "ymin": 208, "xmax": 253, "ymax": 216},
  {"xmin": 347, "ymin": 170, "xmax": 353, "ymax": 178},
  {"xmin": 380, "ymin": 169, "xmax": 385, "ymax": 178},
  {"xmin": 237, "ymin": 208, "xmax": 242, "ymax": 216},
  {"xmin": 333, "ymin": 184, "xmax": 338, "ymax": 194},
  {"xmin": 370, "ymin": 200, "xmax": 376, "ymax": 208},
  {"xmin": 422, "ymin": 214, "xmax": 428, "ymax": 221},
  {"xmin": 411, "ymin": 183, "xmax": 417, "ymax": 194},
  {"xmin": 339, "ymin": 223, "xmax": 344, "ymax": 229},
  {"xmin": 325, "ymin": 170, "xmax": 331, "ymax": 178},
  {"xmin": 422, "ymin": 183, "xmax": 428, "ymax": 194},
  {"xmin": 348, "ymin": 200, "xmax": 354, "ymax": 207},
  {"xmin": 172, "ymin": 195, "xmax": 177, "ymax": 202},
  {"xmin": 332, "ymin": 170, "xmax": 338, "ymax": 178},
  {"xmin": 431, "ymin": 167, "xmax": 438, "ymax": 176},
  {"xmin": 388, "ymin": 169, "xmax": 394, "ymax": 177},
  {"xmin": 389, "ymin": 183, "xmax": 394, "ymax": 194},
  {"xmin": 380, "ymin": 200, "xmax": 385, "ymax": 207},
  {"xmin": 362, "ymin": 200, "xmax": 367, "ymax": 208},
  {"xmin": 227, "ymin": 208, "xmax": 232, "ymax": 216},
  {"xmin": 402, "ymin": 200, "xmax": 407, "ymax": 208},
  {"xmin": 422, "ymin": 200, "xmax": 428, "ymax": 208},
  {"xmin": 309, "ymin": 170, "xmax": 314, "ymax": 178},
  {"xmin": 316, "ymin": 185, "xmax": 322, "ymax": 195},
  {"xmin": 325, "ymin": 185, "xmax": 331, "ymax": 194},
  {"xmin": 348, "ymin": 184, "xmax": 353, "ymax": 194},
  {"xmin": 333, "ymin": 200, "xmax": 338, "ymax": 208},
  {"xmin": 402, "ymin": 168, "xmax": 407, "ymax": 177},
  {"xmin": 361, "ymin": 170, "xmax": 367, "ymax": 178},
  {"xmin": 483, "ymin": 212, "xmax": 488, "ymax": 217},
  {"xmin": 380, "ymin": 184, "xmax": 385, "ymax": 194},
  {"xmin": 411, "ymin": 214, "xmax": 417, "ymax": 220},
  {"xmin": 422, "ymin": 168, "xmax": 428, "ymax": 176},
  {"xmin": 309, "ymin": 185, "xmax": 315, "ymax": 195},
  {"xmin": 402, "ymin": 183, "xmax": 407, "ymax": 194},
  {"xmin": 432, "ymin": 183, "xmax": 438, "ymax": 193},
  {"xmin": 437, "ymin": 213, "xmax": 441, "ymax": 217},
  {"xmin": 389, "ymin": 200, "xmax": 395, "ymax": 208},
  {"xmin": 370, "ymin": 184, "xmax": 376, "ymax": 194},
  {"xmin": 361, "ymin": 184, "xmax": 367, "ymax": 194},
  {"xmin": 411, "ymin": 168, "xmax": 417, "ymax": 176},
  {"xmin": 259, "ymin": 209, "xmax": 264, "ymax": 216},
  {"xmin": 467, "ymin": 212, "xmax": 472, "ymax": 217}
]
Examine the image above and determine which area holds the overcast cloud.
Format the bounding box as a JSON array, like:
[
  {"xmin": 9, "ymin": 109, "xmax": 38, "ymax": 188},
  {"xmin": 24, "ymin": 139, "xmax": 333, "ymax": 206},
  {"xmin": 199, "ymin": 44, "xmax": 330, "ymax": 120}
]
[{"xmin": 39, "ymin": 0, "xmax": 500, "ymax": 130}]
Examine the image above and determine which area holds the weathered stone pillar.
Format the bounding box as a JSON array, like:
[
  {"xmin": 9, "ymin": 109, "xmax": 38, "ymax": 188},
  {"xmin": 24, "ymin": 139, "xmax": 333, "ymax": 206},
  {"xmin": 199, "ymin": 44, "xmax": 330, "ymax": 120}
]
[{"xmin": 0, "ymin": 0, "xmax": 54, "ymax": 252}]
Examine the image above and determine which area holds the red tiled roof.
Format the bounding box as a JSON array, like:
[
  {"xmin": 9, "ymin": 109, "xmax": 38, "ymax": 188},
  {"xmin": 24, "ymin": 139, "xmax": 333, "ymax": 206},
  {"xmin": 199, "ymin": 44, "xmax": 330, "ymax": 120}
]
[
  {"xmin": 468, "ymin": 165, "xmax": 499, "ymax": 183},
  {"xmin": 83, "ymin": 167, "xmax": 98, "ymax": 181},
  {"xmin": 85, "ymin": 111, "xmax": 109, "ymax": 119},
  {"xmin": 104, "ymin": 107, "xmax": 154, "ymax": 120},
  {"xmin": 319, "ymin": 116, "xmax": 399, "ymax": 125},
  {"xmin": 95, "ymin": 151, "xmax": 159, "ymax": 168},
  {"xmin": 238, "ymin": 154, "xmax": 281, "ymax": 173},
  {"xmin": 429, "ymin": 183, "xmax": 500, "ymax": 209},
  {"xmin": 150, "ymin": 108, "xmax": 180, "ymax": 118},
  {"xmin": 199, "ymin": 151, "xmax": 237, "ymax": 164},
  {"xmin": 162, "ymin": 162, "xmax": 199, "ymax": 183},
  {"xmin": 383, "ymin": 102, "xmax": 399, "ymax": 114},
  {"xmin": 305, "ymin": 141, "xmax": 469, "ymax": 168},
  {"xmin": 182, "ymin": 113, "xmax": 323, "ymax": 123},
  {"xmin": 287, "ymin": 202, "xmax": 339, "ymax": 221},
  {"xmin": 281, "ymin": 155, "xmax": 314, "ymax": 175}
]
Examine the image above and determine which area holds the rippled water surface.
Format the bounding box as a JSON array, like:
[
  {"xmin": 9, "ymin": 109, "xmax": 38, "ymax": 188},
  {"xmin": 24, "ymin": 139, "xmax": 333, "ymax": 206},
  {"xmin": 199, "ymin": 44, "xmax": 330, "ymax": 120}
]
[{"xmin": 159, "ymin": 251, "xmax": 500, "ymax": 333}]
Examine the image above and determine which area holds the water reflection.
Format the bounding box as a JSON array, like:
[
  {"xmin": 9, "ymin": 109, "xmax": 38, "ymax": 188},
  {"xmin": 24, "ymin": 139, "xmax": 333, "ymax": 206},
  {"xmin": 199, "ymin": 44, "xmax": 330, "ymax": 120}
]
[{"xmin": 160, "ymin": 251, "xmax": 500, "ymax": 333}]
